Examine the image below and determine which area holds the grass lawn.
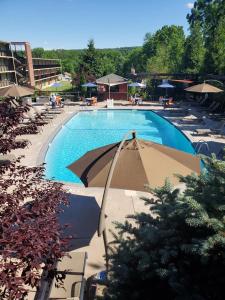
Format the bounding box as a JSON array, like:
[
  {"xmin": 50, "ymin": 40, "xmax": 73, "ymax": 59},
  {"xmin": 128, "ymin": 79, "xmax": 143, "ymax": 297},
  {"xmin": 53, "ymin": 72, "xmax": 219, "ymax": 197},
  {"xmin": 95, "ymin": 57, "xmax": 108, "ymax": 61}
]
[{"xmin": 43, "ymin": 81, "xmax": 73, "ymax": 92}]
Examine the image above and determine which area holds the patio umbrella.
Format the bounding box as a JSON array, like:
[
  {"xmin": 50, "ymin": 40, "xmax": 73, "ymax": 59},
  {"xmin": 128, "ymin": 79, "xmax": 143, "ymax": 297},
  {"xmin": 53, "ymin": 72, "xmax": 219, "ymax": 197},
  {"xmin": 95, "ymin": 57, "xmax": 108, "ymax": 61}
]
[
  {"xmin": 184, "ymin": 83, "xmax": 223, "ymax": 93},
  {"xmin": 67, "ymin": 133, "xmax": 200, "ymax": 192},
  {"xmin": 51, "ymin": 82, "xmax": 62, "ymax": 88},
  {"xmin": 67, "ymin": 130, "xmax": 200, "ymax": 270},
  {"xmin": 128, "ymin": 82, "xmax": 146, "ymax": 88},
  {"xmin": 158, "ymin": 80, "xmax": 174, "ymax": 96},
  {"xmin": 51, "ymin": 82, "xmax": 62, "ymax": 92},
  {"xmin": 82, "ymin": 82, "xmax": 97, "ymax": 97},
  {"xmin": 0, "ymin": 84, "xmax": 34, "ymax": 97}
]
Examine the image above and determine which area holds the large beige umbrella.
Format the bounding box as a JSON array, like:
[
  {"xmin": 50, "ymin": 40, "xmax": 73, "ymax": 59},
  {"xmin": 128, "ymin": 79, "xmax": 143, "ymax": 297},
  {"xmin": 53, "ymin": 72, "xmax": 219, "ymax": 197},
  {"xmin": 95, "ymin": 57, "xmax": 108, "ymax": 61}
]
[
  {"xmin": 185, "ymin": 83, "xmax": 223, "ymax": 93},
  {"xmin": 0, "ymin": 84, "xmax": 35, "ymax": 97},
  {"xmin": 67, "ymin": 135, "xmax": 200, "ymax": 192},
  {"xmin": 67, "ymin": 131, "xmax": 200, "ymax": 270}
]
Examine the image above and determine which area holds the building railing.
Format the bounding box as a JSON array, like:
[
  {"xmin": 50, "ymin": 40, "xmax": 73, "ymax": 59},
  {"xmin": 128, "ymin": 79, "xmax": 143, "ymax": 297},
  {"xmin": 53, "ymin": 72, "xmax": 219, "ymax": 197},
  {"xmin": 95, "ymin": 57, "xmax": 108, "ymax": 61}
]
[
  {"xmin": 0, "ymin": 79, "xmax": 13, "ymax": 88},
  {"xmin": 34, "ymin": 69, "xmax": 61, "ymax": 77},
  {"xmin": 32, "ymin": 58, "xmax": 60, "ymax": 67},
  {"xmin": 0, "ymin": 50, "xmax": 12, "ymax": 57},
  {"xmin": 0, "ymin": 65, "xmax": 14, "ymax": 72},
  {"xmin": 34, "ymin": 74, "xmax": 59, "ymax": 82},
  {"xmin": 33, "ymin": 66, "xmax": 61, "ymax": 71}
]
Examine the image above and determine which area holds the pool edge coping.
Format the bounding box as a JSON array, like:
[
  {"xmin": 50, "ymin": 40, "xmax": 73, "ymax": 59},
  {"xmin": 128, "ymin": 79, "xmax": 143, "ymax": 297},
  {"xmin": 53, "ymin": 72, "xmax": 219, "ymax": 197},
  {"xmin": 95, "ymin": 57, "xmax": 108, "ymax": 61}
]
[{"xmin": 36, "ymin": 111, "xmax": 79, "ymax": 166}]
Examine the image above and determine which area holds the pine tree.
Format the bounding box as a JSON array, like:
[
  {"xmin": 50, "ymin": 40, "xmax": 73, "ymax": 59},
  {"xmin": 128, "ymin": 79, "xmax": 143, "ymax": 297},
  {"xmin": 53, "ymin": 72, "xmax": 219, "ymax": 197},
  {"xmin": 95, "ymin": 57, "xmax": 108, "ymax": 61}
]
[
  {"xmin": 81, "ymin": 39, "xmax": 99, "ymax": 78},
  {"xmin": 107, "ymin": 154, "xmax": 225, "ymax": 300}
]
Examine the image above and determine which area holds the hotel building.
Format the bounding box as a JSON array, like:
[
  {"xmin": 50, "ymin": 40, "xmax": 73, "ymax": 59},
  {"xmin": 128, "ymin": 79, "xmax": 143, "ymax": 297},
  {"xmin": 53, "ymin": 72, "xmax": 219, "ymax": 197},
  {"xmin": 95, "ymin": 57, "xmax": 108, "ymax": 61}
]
[{"xmin": 0, "ymin": 41, "xmax": 61, "ymax": 89}]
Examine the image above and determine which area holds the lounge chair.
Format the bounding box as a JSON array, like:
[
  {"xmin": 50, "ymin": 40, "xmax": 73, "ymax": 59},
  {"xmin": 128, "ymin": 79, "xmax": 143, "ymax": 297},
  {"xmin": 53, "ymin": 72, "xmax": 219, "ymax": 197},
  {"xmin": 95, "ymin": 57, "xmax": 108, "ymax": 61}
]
[
  {"xmin": 203, "ymin": 101, "xmax": 220, "ymax": 113},
  {"xmin": 192, "ymin": 121, "xmax": 225, "ymax": 136},
  {"xmin": 35, "ymin": 96, "xmax": 50, "ymax": 105},
  {"xmin": 32, "ymin": 106, "xmax": 63, "ymax": 115},
  {"xmin": 168, "ymin": 108, "xmax": 190, "ymax": 115},
  {"xmin": 22, "ymin": 111, "xmax": 50, "ymax": 126},
  {"xmin": 48, "ymin": 252, "xmax": 87, "ymax": 300},
  {"xmin": 179, "ymin": 117, "xmax": 205, "ymax": 125}
]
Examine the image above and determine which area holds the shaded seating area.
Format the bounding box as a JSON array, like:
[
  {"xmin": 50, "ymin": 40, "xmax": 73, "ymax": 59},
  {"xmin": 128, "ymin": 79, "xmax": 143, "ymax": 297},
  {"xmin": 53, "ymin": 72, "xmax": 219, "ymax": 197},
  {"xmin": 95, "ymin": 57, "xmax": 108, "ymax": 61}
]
[{"xmin": 96, "ymin": 73, "xmax": 128, "ymax": 100}]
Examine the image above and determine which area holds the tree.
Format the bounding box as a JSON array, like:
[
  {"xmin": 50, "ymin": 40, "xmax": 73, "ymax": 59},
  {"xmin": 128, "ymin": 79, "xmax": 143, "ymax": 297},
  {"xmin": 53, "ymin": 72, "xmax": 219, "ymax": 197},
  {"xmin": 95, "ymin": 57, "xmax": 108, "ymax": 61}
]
[
  {"xmin": 210, "ymin": 15, "xmax": 225, "ymax": 74},
  {"xmin": 0, "ymin": 99, "xmax": 69, "ymax": 299},
  {"xmin": 183, "ymin": 22, "xmax": 205, "ymax": 73},
  {"xmin": 62, "ymin": 58, "xmax": 75, "ymax": 74},
  {"xmin": 144, "ymin": 26, "xmax": 185, "ymax": 73},
  {"xmin": 107, "ymin": 154, "xmax": 225, "ymax": 300},
  {"xmin": 123, "ymin": 47, "xmax": 145, "ymax": 76},
  {"xmin": 32, "ymin": 48, "xmax": 45, "ymax": 58},
  {"xmin": 187, "ymin": 0, "xmax": 225, "ymax": 73},
  {"xmin": 147, "ymin": 45, "xmax": 170, "ymax": 73},
  {"xmin": 80, "ymin": 39, "xmax": 99, "ymax": 78}
]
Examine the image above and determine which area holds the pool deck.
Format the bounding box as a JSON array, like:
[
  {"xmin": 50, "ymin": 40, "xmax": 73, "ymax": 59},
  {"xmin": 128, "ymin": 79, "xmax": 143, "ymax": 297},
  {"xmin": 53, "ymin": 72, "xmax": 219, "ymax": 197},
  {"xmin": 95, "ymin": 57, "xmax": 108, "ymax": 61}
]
[{"xmin": 13, "ymin": 101, "xmax": 224, "ymax": 299}]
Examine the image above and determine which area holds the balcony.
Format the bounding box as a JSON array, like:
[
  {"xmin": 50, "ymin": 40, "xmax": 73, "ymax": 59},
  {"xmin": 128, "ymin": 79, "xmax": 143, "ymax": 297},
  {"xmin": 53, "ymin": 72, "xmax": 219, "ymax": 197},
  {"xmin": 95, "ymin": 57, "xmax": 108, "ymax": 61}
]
[
  {"xmin": 0, "ymin": 50, "xmax": 12, "ymax": 58},
  {"xmin": 32, "ymin": 58, "xmax": 60, "ymax": 69},
  {"xmin": 0, "ymin": 79, "xmax": 13, "ymax": 88},
  {"xmin": 0, "ymin": 65, "xmax": 15, "ymax": 73},
  {"xmin": 34, "ymin": 68, "xmax": 61, "ymax": 77}
]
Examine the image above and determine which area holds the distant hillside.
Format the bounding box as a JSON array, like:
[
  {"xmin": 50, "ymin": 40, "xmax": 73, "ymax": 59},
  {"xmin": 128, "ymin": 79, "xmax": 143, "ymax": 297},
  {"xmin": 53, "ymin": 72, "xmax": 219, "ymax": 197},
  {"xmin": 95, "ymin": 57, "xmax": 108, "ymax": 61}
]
[{"xmin": 32, "ymin": 46, "xmax": 140, "ymax": 75}]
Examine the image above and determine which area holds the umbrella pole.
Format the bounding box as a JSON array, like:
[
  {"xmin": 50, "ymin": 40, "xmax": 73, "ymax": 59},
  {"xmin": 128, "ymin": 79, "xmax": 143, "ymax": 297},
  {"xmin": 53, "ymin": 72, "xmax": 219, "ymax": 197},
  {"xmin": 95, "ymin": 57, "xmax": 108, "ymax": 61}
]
[
  {"xmin": 98, "ymin": 130, "xmax": 136, "ymax": 272},
  {"xmin": 103, "ymin": 228, "xmax": 109, "ymax": 271},
  {"xmin": 109, "ymin": 85, "xmax": 111, "ymax": 100}
]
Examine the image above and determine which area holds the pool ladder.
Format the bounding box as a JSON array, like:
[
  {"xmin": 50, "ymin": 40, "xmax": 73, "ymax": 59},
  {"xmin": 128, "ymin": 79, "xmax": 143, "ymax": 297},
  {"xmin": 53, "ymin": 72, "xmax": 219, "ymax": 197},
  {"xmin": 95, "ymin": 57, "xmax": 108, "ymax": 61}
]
[{"xmin": 195, "ymin": 140, "xmax": 210, "ymax": 155}]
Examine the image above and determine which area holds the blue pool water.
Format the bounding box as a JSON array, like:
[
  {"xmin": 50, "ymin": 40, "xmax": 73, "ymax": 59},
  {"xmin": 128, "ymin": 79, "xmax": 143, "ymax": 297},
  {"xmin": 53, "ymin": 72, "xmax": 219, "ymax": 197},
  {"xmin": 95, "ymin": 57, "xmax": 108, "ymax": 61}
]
[{"xmin": 45, "ymin": 110, "xmax": 195, "ymax": 183}]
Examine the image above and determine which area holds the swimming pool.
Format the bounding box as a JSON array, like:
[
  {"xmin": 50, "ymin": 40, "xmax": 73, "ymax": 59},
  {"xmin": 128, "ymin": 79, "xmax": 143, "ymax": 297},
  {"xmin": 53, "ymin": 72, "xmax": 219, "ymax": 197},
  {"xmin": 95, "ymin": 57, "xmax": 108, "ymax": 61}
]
[{"xmin": 45, "ymin": 110, "xmax": 195, "ymax": 183}]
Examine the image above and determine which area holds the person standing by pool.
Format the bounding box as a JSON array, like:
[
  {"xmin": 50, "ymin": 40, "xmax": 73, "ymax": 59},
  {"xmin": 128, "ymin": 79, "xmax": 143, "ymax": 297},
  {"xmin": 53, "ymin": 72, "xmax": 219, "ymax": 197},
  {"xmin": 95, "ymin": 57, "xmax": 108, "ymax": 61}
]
[{"xmin": 50, "ymin": 94, "xmax": 56, "ymax": 109}]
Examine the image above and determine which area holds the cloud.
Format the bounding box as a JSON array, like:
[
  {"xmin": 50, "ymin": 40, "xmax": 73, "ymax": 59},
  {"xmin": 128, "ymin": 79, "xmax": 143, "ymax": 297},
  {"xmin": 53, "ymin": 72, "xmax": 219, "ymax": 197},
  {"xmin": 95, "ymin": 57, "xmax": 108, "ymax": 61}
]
[{"xmin": 186, "ymin": 2, "xmax": 194, "ymax": 9}]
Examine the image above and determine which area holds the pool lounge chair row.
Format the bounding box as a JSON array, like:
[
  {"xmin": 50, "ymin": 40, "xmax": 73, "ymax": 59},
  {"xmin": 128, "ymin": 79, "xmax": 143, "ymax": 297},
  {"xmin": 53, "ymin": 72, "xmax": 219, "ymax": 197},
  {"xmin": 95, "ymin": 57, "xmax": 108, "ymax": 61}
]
[{"xmin": 192, "ymin": 120, "xmax": 225, "ymax": 137}]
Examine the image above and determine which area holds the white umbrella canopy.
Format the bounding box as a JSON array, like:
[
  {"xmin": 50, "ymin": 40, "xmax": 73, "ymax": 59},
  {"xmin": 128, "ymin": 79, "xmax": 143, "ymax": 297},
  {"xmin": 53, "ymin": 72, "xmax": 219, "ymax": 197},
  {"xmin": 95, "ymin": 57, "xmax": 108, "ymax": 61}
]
[
  {"xmin": 158, "ymin": 83, "xmax": 174, "ymax": 88},
  {"xmin": 158, "ymin": 80, "xmax": 174, "ymax": 96},
  {"xmin": 128, "ymin": 82, "xmax": 146, "ymax": 88}
]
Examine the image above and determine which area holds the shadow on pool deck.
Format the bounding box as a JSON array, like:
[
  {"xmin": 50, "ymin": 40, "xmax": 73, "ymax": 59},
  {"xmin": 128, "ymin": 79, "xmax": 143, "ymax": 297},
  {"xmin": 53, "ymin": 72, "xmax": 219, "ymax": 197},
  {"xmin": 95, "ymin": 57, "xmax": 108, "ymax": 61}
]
[{"xmin": 59, "ymin": 193, "xmax": 100, "ymax": 251}]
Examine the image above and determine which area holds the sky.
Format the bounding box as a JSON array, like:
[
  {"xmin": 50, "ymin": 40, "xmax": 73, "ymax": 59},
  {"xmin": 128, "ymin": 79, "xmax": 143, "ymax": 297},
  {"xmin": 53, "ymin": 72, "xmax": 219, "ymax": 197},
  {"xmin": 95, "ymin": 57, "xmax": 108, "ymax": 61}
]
[{"xmin": 0, "ymin": 0, "xmax": 194, "ymax": 50}]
